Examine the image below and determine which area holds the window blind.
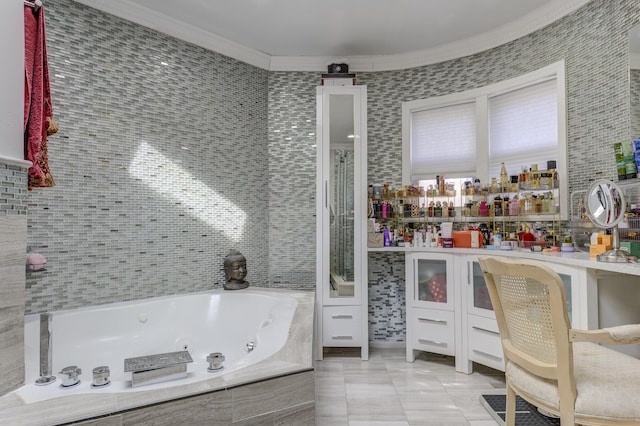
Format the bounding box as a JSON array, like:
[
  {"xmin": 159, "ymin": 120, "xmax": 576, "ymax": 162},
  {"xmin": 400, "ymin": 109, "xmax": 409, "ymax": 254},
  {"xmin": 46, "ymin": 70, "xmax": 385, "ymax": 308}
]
[
  {"xmin": 488, "ymin": 78, "xmax": 558, "ymax": 178},
  {"xmin": 410, "ymin": 101, "xmax": 476, "ymax": 181}
]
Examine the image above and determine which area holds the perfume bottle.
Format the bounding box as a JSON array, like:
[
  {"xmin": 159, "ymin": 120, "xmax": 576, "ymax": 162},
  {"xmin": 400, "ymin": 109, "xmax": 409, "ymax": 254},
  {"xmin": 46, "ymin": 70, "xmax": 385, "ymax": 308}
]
[
  {"xmin": 500, "ymin": 162, "xmax": 508, "ymax": 192},
  {"xmin": 434, "ymin": 201, "xmax": 442, "ymax": 217},
  {"xmin": 479, "ymin": 200, "xmax": 489, "ymax": 217},
  {"xmin": 509, "ymin": 197, "xmax": 520, "ymax": 216}
]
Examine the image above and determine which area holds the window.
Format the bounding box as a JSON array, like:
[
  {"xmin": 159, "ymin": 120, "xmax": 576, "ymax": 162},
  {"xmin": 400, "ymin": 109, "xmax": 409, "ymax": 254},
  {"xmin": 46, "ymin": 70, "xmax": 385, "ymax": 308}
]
[
  {"xmin": 488, "ymin": 78, "xmax": 558, "ymax": 179},
  {"xmin": 410, "ymin": 101, "xmax": 476, "ymax": 180},
  {"xmin": 402, "ymin": 60, "xmax": 567, "ymax": 218}
]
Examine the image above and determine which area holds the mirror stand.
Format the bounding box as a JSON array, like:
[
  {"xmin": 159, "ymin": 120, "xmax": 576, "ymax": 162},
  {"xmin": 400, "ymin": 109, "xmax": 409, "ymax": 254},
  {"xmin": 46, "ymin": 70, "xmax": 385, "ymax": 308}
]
[{"xmin": 597, "ymin": 225, "xmax": 638, "ymax": 263}]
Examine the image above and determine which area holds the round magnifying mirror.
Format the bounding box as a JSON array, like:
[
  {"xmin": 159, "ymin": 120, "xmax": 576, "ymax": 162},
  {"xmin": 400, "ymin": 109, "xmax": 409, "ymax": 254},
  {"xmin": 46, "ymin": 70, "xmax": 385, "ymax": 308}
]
[
  {"xmin": 585, "ymin": 179, "xmax": 636, "ymax": 262},
  {"xmin": 585, "ymin": 180, "xmax": 625, "ymax": 228}
]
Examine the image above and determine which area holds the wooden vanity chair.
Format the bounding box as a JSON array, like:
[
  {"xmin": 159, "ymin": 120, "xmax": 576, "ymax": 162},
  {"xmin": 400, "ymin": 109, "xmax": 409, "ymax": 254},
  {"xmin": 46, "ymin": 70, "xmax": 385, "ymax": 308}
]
[{"xmin": 478, "ymin": 256, "xmax": 640, "ymax": 426}]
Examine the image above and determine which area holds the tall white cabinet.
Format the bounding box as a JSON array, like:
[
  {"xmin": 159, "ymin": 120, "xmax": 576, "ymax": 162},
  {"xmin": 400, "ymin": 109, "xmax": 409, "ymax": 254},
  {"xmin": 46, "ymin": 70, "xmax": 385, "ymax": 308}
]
[{"xmin": 315, "ymin": 85, "xmax": 368, "ymax": 360}]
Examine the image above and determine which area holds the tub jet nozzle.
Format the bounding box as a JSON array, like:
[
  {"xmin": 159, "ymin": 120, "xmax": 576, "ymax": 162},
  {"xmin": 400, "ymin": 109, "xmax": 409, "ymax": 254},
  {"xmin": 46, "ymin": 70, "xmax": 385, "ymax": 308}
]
[{"xmin": 207, "ymin": 352, "xmax": 225, "ymax": 372}]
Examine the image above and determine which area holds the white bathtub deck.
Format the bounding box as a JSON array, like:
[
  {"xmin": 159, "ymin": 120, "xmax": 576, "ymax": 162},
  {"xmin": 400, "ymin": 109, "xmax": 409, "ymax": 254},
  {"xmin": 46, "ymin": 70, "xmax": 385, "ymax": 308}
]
[{"xmin": 0, "ymin": 288, "xmax": 314, "ymax": 426}]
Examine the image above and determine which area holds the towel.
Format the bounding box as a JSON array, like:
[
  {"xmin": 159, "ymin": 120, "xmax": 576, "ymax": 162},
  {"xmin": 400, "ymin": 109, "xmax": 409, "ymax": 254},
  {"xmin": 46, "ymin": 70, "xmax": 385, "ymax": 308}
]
[
  {"xmin": 26, "ymin": 253, "xmax": 47, "ymax": 271},
  {"xmin": 24, "ymin": 4, "xmax": 57, "ymax": 189}
]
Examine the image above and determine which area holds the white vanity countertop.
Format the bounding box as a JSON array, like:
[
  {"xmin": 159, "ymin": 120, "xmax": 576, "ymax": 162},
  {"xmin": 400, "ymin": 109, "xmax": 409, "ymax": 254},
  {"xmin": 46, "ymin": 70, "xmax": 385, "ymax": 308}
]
[{"xmin": 369, "ymin": 246, "xmax": 640, "ymax": 276}]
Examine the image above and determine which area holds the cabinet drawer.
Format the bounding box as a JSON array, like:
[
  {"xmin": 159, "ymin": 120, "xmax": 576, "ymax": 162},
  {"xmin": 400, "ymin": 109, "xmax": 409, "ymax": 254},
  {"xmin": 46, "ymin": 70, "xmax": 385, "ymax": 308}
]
[
  {"xmin": 411, "ymin": 308, "xmax": 455, "ymax": 356},
  {"xmin": 323, "ymin": 306, "xmax": 362, "ymax": 346},
  {"xmin": 468, "ymin": 315, "xmax": 504, "ymax": 371}
]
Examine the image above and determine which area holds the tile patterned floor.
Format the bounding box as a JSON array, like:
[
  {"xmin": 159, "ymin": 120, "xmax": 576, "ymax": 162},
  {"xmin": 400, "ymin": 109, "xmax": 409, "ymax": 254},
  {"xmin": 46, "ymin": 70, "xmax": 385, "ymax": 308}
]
[{"xmin": 315, "ymin": 347, "xmax": 506, "ymax": 426}]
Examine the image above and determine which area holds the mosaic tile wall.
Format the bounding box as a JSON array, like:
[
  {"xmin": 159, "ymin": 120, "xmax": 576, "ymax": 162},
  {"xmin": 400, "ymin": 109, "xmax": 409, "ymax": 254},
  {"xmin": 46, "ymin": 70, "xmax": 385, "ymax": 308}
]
[
  {"xmin": 267, "ymin": 72, "xmax": 318, "ymax": 290},
  {"xmin": 25, "ymin": 0, "xmax": 270, "ymax": 313},
  {"xmin": 632, "ymin": 69, "xmax": 640, "ymax": 140},
  {"xmin": 368, "ymin": 252, "xmax": 406, "ymax": 342},
  {"xmin": 268, "ymin": 0, "xmax": 640, "ymax": 342}
]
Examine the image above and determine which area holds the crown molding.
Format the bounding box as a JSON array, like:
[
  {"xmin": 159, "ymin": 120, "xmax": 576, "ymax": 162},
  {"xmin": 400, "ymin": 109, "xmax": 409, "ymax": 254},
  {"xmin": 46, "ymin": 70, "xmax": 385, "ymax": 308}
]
[
  {"xmin": 72, "ymin": 0, "xmax": 272, "ymax": 70},
  {"xmin": 73, "ymin": 0, "xmax": 591, "ymax": 72}
]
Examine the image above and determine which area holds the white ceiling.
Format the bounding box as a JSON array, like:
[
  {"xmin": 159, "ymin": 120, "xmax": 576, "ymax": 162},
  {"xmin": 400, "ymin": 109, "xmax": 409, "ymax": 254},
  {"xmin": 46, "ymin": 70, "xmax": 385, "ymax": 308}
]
[{"xmin": 74, "ymin": 0, "xmax": 591, "ymax": 71}]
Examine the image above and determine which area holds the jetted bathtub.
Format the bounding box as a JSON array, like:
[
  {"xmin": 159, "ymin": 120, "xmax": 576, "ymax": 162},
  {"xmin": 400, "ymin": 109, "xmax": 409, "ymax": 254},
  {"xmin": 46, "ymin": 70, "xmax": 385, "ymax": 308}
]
[{"xmin": 0, "ymin": 288, "xmax": 315, "ymax": 425}]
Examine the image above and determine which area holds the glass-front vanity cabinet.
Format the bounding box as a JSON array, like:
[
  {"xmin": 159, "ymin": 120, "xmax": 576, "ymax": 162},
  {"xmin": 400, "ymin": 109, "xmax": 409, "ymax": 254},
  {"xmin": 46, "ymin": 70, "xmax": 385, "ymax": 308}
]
[
  {"xmin": 315, "ymin": 85, "xmax": 368, "ymax": 360},
  {"xmin": 406, "ymin": 252, "xmax": 456, "ymax": 362},
  {"xmin": 464, "ymin": 258, "xmax": 504, "ymax": 373},
  {"xmin": 462, "ymin": 256, "xmax": 586, "ymax": 374}
]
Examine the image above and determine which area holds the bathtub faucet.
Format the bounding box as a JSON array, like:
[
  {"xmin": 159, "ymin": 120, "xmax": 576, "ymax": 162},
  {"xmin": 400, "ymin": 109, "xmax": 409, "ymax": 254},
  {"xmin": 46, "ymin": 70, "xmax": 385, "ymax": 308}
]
[{"xmin": 34, "ymin": 313, "xmax": 56, "ymax": 386}]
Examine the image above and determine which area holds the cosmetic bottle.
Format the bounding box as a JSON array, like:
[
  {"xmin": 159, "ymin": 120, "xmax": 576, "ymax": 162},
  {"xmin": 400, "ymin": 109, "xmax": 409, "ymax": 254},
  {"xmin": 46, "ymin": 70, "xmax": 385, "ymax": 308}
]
[
  {"xmin": 530, "ymin": 164, "xmax": 540, "ymax": 190},
  {"xmin": 500, "ymin": 162, "xmax": 508, "ymax": 191},
  {"xmin": 473, "ymin": 178, "xmax": 481, "ymax": 193},
  {"xmin": 479, "ymin": 200, "xmax": 489, "ymax": 217},
  {"xmin": 509, "ymin": 197, "xmax": 520, "ymax": 216},
  {"xmin": 382, "ymin": 183, "xmax": 391, "ymax": 200},
  {"xmin": 372, "ymin": 184, "xmax": 382, "ymax": 200},
  {"xmin": 383, "ymin": 228, "xmax": 391, "ymax": 247},
  {"xmin": 463, "ymin": 202, "xmax": 471, "ymax": 217},
  {"xmin": 534, "ymin": 195, "xmax": 543, "ymax": 214},
  {"xmin": 404, "ymin": 201, "xmax": 412, "ymax": 218},
  {"xmin": 490, "ymin": 177, "xmax": 498, "ymax": 194},
  {"xmin": 411, "ymin": 202, "xmax": 420, "ymax": 217},
  {"xmin": 493, "ymin": 196, "xmax": 503, "ymax": 216},
  {"xmin": 404, "ymin": 228, "xmax": 413, "ymax": 246},
  {"xmin": 510, "ymin": 175, "xmax": 519, "ymax": 192},
  {"xmin": 519, "ymin": 166, "xmax": 529, "ymax": 190},
  {"xmin": 470, "ymin": 201, "xmax": 480, "ymax": 217},
  {"xmin": 435, "ymin": 202, "xmax": 442, "ymax": 217}
]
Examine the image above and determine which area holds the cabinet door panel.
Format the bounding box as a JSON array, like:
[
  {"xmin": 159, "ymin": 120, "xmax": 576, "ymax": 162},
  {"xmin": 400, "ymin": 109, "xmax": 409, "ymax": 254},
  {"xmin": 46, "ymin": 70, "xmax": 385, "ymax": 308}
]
[
  {"xmin": 409, "ymin": 253, "xmax": 455, "ymax": 311},
  {"xmin": 467, "ymin": 259, "xmax": 496, "ymax": 319}
]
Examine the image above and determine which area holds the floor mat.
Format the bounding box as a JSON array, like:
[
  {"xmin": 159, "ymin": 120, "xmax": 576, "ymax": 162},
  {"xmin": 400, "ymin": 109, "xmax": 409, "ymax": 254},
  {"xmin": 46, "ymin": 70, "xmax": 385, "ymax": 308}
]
[{"xmin": 480, "ymin": 394, "xmax": 561, "ymax": 426}]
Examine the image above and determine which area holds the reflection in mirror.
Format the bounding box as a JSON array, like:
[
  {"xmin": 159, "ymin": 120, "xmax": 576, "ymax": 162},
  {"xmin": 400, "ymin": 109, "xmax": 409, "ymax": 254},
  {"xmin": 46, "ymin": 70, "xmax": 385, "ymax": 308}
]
[
  {"xmin": 629, "ymin": 23, "xmax": 640, "ymax": 139},
  {"xmin": 585, "ymin": 179, "xmax": 637, "ymax": 262},
  {"xmin": 586, "ymin": 180, "xmax": 624, "ymax": 227},
  {"xmin": 329, "ymin": 94, "xmax": 356, "ymax": 297}
]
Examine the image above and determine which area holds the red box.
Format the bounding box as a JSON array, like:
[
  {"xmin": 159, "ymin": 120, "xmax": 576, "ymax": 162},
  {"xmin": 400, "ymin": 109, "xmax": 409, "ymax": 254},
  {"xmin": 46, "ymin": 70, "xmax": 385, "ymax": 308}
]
[{"xmin": 453, "ymin": 230, "xmax": 481, "ymax": 248}]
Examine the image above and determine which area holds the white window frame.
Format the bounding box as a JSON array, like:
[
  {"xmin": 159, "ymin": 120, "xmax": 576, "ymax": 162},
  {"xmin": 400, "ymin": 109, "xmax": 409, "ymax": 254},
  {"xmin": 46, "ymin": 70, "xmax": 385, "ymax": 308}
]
[{"xmin": 402, "ymin": 60, "xmax": 568, "ymax": 220}]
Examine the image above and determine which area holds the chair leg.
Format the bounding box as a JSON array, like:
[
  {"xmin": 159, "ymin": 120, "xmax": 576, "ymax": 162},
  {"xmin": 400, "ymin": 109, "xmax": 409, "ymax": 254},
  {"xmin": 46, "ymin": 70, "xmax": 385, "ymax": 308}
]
[
  {"xmin": 505, "ymin": 384, "xmax": 516, "ymax": 426},
  {"xmin": 559, "ymin": 407, "xmax": 576, "ymax": 425}
]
